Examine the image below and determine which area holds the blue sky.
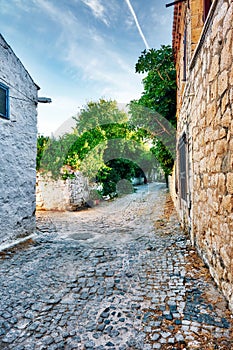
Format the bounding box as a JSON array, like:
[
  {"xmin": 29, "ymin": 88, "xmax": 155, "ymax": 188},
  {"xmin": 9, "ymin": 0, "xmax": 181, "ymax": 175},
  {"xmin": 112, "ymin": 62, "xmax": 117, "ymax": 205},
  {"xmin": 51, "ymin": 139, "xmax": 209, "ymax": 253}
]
[{"xmin": 1, "ymin": 0, "xmax": 173, "ymax": 135}]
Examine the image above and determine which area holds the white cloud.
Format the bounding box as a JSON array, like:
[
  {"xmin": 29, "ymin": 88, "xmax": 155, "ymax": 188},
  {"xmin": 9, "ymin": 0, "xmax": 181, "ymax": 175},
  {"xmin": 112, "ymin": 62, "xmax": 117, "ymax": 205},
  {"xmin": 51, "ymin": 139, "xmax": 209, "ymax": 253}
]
[
  {"xmin": 125, "ymin": 15, "xmax": 135, "ymax": 29},
  {"xmin": 9, "ymin": 0, "xmax": 145, "ymax": 133},
  {"xmin": 32, "ymin": 1, "xmax": 137, "ymax": 86},
  {"xmin": 81, "ymin": 0, "xmax": 109, "ymax": 26},
  {"xmin": 2, "ymin": 0, "xmax": 172, "ymax": 136},
  {"xmin": 10, "ymin": 0, "xmax": 32, "ymax": 12},
  {"xmin": 34, "ymin": 0, "xmax": 79, "ymax": 34}
]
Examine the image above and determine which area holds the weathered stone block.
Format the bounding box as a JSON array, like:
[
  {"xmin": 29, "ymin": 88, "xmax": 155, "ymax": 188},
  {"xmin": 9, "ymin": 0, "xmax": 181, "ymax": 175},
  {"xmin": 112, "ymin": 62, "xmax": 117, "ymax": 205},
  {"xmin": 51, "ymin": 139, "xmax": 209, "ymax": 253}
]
[
  {"xmin": 223, "ymin": 3, "xmax": 233, "ymax": 37},
  {"xmin": 220, "ymin": 30, "xmax": 232, "ymax": 72},
  {"xmin": 220, "ymin": 246, "xmax": 231, "ymax": 268},
  {"xmin": 206, "ymin": 102, "xmax": 217, "ymax": 125},
  {"xmin": 207, "ymin": 154, "xmax": 216, "ymax": 170},
  {"xmin": 216, "ymin": 156, "xmax": 225, "ymax": 172},
  {"xmin": 226, "ymin": 173, "xmax": 233, "ymax": 194},
  {"xmin": 212, "ymin": 3, "xmax": 228, "ymax": 36},
  {"xmin": 210, "ymin": 174, "xmax": 218, "ymax": 188},
  {"xmin": 215, "ymin": 139, "xmax": 228, "ymax": 155},
  {"xmin": 230, "ymin": 65, "xmax": 233, "ymax": 86},
  {"xmin": 218, "ymin": 70, "xmax": 229, "ymax": 97},
  {"xmin": 218, "ymin": 127, "xmax": 227, "ymax": 140},
  {"xmin": 210, "ymin": 79, "xmax": 218, "ymax": 100},
  {"xmin": 218, "ymin": 173, "xmax": 226, "ymax": 194},
  {"xmin": 202, "ymin": 174, "xmax": 209, "ymax": 188},
  {"xmin": 220, "ymin": 91, "xmax": 230, "ymax": 115},
  {"xmin": 200, "ymin": 158, "xmax": 207, "ymax": 172},
  {"xmin": 199, "ymin": 189, "xmax": 207, "ymax": 202},
  {"xmin": 219, "ymin": 222, "xmax": 231, "ymax": 246},
  {"xmin": 221, "ymin": 151, "xmax": 232, "ymax": 173},
  {"xmin": 220, "ymin": 108, "xmax": 231, "ymax": 128},
  {"xmin": 216, "ymin": 260, "xmax": 224, "ymax": 280},
  {"xmin": 221, "ymin": 194, "xmax": 233, "ymax": 213}
]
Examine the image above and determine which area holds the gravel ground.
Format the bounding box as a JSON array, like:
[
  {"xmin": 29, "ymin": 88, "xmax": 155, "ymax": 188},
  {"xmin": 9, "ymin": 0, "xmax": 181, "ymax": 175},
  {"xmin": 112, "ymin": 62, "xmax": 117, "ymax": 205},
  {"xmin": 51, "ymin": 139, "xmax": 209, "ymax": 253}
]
[{"xmin": 0, "ymin": 183, "xmax": 232, "ymax": 349}]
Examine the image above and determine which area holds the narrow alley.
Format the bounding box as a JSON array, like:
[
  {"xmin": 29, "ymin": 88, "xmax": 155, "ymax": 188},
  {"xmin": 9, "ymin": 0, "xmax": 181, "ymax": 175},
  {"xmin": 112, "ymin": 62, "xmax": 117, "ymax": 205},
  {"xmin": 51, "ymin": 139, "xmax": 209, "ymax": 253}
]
[{"xmin": 0, "ymin": 183, "xmax": 232, "ymax": 350}]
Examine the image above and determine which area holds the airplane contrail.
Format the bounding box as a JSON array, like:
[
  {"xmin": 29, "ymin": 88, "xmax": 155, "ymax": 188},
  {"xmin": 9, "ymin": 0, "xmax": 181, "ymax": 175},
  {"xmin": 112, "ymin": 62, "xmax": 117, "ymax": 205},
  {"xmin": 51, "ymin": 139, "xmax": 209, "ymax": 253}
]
[{"xmin": 125, "ymin": 0, "xmax": 150, "ymax": 50}]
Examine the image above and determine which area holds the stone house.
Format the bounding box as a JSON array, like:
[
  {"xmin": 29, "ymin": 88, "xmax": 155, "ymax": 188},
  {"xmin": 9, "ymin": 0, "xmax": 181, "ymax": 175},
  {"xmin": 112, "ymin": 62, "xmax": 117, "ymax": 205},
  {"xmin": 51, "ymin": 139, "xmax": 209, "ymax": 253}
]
[
  {"xmin": 0, "ymin": 34, "xmax": 39, "ymax": 245},
  {"xmin": 172, "ymin": 0, "xmax": 233, "ymax": 311}
]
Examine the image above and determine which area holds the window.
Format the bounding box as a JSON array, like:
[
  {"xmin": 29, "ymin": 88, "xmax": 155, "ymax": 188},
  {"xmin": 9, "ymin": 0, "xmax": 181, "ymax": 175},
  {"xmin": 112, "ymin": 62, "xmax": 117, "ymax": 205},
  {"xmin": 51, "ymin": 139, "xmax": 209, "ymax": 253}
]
[
  {"xmin": 178, "ymin": 133, "xmax": 187, "ymax": 200},
  {"xmin": 0, "ymin": 83, "xmax": 9, "ymax": 119},
  {"xmin": 203, "ymin": 0, "xmax": 212, "ymax": 21}
]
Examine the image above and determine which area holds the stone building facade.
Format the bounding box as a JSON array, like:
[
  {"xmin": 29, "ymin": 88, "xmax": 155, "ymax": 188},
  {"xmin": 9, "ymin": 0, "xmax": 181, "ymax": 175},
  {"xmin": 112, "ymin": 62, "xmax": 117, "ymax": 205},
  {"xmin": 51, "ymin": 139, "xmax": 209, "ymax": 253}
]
[
  {"xmin": 173, "ymin": 0, "xmax": 233, "ymax": 311},
  {"xmin": 0, "ymin": 34, "xmax": 38, "ymax": 245}
]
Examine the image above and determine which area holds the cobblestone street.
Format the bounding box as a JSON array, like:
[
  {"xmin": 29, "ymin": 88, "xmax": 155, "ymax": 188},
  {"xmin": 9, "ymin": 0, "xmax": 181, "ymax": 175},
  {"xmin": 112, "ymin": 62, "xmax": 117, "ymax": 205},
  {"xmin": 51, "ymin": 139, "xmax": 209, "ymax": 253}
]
[{"xmin": 0, "ymin": 183, "xmax": 232, "ymax": 349}]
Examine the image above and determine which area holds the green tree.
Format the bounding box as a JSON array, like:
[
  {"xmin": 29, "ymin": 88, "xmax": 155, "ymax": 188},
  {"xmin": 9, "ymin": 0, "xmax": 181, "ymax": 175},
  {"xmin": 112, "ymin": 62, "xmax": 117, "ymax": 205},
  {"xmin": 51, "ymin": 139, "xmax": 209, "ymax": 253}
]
[
  {"xmin": 135, "ymin": 45, "xmax": 176, "ymax": 126},
  {"xmin": 151, "ymin": 140, "xmax": 174, "ymax": 186},
  {"xmin": 97, "ymin": 158, "xmax": 137, "ymax": 196},
  {"xmin": 37, "ymin": 98, "xmax": 159, "ymax": 196},
  {"xmin": 75, "ymin": 99, "xmax": 128, "ymax": 134},
  {"xmin": 73, "ymin": 99, "xmax": 156, "ymax": 195},
  {"xmin": 36, "ymin": 135, "xmax": 49, "ymax": 171},
  {"xmin": 130, "ymin": 45, "xmax": 177, "ymax": 186},
  {"xmin": 39, "ymin": 133, "xmax": 78, "ymax": 179}
]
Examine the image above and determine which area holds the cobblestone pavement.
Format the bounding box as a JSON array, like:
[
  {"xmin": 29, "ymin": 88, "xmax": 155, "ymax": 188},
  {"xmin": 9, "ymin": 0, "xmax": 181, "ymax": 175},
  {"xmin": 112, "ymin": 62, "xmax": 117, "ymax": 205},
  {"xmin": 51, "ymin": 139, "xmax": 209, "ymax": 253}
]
[{"xmin": 0, "ymin": 183, "xmax": 232, "ymax": 350}]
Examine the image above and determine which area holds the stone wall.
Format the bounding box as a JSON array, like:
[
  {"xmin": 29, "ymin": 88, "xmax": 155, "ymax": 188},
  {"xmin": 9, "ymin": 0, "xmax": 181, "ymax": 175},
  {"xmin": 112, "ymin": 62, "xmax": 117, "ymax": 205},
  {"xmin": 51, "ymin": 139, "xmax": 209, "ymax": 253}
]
[
  {"xmin": 173, "ymin": 0, "xmax": 205, "ymax": 115},
  {"xmin": 0, "ymin": 35, "xmax": 38, "ymax": 245},
  {"xmin": 36, "ymin": 172, "xmax": 90, "ymax": 211},
  {"xmin": 176, "ymin": 0, "xmax": 233, "ymax": 310}
]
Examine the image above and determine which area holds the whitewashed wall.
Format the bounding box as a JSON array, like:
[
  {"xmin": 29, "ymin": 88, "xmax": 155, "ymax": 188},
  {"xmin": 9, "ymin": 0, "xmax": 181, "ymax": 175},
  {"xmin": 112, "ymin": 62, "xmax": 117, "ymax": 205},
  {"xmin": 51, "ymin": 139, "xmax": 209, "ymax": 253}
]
[
  {"xmin": 0, "ymin": 35, "xmax": 38, "ymax": 244},
  {"xmin": 36, "ymin": 172, "xmax": 90, "ymax": 211}
]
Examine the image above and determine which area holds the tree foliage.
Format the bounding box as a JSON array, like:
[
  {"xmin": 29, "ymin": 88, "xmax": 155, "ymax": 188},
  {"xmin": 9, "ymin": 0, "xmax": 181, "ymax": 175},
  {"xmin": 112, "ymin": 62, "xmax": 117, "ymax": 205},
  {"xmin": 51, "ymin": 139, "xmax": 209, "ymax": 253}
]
[
  {"xmin": 39, "ymin": 133, "xmax": 78, "ymax": 179},
  {"xmin": 36, "ymin": 135, "xmax": 49, "ymax": 171},
  {"xmin": 135, "ymin": 45, "xmax": 176, "ymax": 126},
  {"xmin": 75, "ymin": 99, "xmax": 128, "ymax": 134},
  {"xmin": 97, "ymin": 158, "xmax": 137, "ymax": 196},
  {"xmin": 130, "ymin": 45, "xmax": 177, "ymax": 184},
  {"xmin": 37, "ymin": 47, "xmax": 177, "ymax": 194},
  {"xmin": 37, "ymin": 99, "xmax": 158, "ymax": 196}
]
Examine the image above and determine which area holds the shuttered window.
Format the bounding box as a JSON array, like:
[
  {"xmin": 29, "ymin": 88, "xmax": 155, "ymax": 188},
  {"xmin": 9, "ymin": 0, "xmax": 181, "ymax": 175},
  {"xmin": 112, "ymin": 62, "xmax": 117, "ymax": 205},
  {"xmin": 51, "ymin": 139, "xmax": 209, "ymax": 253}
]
[
  {"xmin": 0, "ymin": 83, "xmax": 9, "ymax": 119},
  {"xmin": 178, "ymin": 133, "xmax": 187, "ymax": 200}
]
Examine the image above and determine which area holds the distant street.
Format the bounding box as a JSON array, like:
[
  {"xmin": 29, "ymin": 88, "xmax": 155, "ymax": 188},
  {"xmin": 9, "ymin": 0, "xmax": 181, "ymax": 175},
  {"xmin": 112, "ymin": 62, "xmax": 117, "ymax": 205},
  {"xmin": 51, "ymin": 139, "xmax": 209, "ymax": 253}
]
[{"xmin": 0, "ymin": 183, "xmax": 232, "ymax": 349}]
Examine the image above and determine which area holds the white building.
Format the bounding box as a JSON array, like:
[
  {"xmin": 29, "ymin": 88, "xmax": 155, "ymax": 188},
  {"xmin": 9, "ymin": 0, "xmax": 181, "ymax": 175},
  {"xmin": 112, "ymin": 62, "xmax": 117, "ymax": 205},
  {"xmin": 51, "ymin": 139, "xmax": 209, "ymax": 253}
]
[{"xmin": 0, "ymin": 34, "xmax": 39, "ymax": 245}]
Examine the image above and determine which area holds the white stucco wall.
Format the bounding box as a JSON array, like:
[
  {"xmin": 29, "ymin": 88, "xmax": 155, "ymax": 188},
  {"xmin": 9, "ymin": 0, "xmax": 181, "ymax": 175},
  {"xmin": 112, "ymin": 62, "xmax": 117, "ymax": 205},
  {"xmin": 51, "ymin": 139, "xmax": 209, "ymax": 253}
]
[
  {"xmin": 0, "ymin": 35, "xmax": 38, "ymax": 244},
  {"xmin": 36, "ymin": 172, "xmax": 90, "ymax": 211}
]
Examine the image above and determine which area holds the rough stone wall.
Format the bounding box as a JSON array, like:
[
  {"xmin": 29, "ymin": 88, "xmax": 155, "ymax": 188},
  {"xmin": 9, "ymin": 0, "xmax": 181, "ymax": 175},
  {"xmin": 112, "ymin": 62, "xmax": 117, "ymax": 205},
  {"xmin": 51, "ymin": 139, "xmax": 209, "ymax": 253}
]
[
  {"xmin": 0, "ymin": 35, "xmax": 38, "ymax": 245},
  {"xmin": 176, "ymin": 0, "xmax": 233, "ymax": 311},
  {"xmin": 36, "ymin": 172, "xmax": 90, "ymax": 211}
]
